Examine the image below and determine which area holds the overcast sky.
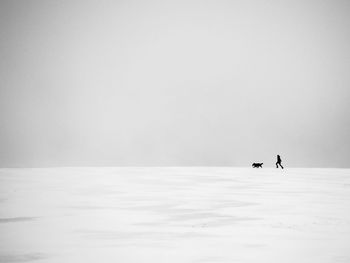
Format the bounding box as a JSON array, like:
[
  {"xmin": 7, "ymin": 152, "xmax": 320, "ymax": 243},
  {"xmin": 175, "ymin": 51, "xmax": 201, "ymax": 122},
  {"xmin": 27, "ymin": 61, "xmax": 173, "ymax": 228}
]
[{"xmin": 0, "ymin": 0, "xmax": 349, "ymax": 167}]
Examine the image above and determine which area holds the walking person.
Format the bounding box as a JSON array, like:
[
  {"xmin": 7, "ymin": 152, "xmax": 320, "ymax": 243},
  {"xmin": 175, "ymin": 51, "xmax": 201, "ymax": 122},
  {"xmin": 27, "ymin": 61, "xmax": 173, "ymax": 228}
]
[{"xmin": 276, "ymin": 154, "xmax": 284, "ymax": 169}]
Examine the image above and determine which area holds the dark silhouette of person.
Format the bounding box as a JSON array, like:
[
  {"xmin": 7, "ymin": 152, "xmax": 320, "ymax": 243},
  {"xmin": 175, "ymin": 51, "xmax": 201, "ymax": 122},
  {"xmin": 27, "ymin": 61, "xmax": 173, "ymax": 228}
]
[{"xmin": 276, "ymin": 154, "xmax": 284, "ymax": 169}]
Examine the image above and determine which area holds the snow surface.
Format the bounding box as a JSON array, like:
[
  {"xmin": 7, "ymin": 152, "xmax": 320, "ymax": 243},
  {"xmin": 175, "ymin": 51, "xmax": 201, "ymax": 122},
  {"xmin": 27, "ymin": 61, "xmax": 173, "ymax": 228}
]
[{"xmin": 1, "ymin": 167, "xmax": 350, "ymax": 263}]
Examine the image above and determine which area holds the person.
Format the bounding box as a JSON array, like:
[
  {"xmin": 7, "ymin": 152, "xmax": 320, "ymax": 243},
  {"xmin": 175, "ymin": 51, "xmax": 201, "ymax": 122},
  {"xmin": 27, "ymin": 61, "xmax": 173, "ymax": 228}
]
[{"xmin": 276, "ymin": 154, "xmax": 284, "ymax": 169}]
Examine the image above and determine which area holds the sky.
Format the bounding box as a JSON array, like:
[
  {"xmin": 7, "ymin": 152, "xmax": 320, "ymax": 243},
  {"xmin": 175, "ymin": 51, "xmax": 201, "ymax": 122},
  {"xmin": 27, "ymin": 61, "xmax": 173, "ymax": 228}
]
[{"xmin": 0, "ymin": 0, "xmax": 349, "ymax": 167}]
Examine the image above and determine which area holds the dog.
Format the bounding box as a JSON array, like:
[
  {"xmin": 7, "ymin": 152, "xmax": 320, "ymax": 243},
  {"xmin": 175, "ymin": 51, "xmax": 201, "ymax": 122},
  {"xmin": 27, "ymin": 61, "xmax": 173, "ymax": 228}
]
[{"xmin": 252, "ymin": 162, "xmax": 263, "ymax": 168}]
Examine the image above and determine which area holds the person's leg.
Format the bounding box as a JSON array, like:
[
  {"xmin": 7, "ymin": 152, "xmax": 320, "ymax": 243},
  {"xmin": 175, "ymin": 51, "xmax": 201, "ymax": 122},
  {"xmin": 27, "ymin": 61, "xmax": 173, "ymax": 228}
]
[
  {"xmin": 280, "ymin": 163, "xmax": 284, "ymax": 169},
  {"xmin": 276, "ymin": 162, "xmax": 278, "ymax": 168}
]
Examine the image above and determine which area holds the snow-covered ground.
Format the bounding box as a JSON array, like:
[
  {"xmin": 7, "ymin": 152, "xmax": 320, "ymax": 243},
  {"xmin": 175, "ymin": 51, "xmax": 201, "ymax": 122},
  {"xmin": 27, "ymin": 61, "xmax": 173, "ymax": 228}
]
[{"xmin": 1, "ymin": 167, "xmax": 350, "ymax": 263}]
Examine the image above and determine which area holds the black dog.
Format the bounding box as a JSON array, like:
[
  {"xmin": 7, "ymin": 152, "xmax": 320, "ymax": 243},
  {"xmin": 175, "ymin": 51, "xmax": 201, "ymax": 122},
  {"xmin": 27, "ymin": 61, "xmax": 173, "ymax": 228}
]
[{"xmin": 252, "ymin": 163, "xmax": 263, "ymax": 168}]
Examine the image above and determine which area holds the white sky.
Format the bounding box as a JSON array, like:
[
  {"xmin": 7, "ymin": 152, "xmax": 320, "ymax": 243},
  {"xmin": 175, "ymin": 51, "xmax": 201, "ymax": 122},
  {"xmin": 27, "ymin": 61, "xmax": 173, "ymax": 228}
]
[{"xmin": 0, "ymin": 0, "xmax": 349, "ymax": 167}]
